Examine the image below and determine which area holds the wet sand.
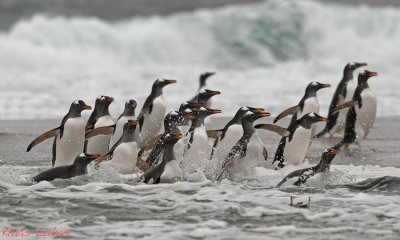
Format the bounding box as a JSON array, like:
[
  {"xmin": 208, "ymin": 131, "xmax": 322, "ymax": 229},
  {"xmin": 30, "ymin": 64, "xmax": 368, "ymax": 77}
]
[{"xmin": 1, "ymin": 116, "xmax": 399, "ymax": 168}]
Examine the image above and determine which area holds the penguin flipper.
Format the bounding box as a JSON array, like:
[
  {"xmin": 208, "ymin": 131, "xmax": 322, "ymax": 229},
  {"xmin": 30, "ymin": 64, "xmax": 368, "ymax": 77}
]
[
  {"xmin": 85, "ymin": 125, "xmax": 115, "ymax": 139},
  {"xmin": 206, "ymin": 129, "xmax": 223, "ymax": 138},
  {"xmin": 27, "ymin": 127, "xmax": 61, "ymax": 152},
  {"xmin": 274, "ymin": 106, "xmax": 300, "ymax": 123},
  {"xmin": 262, "ymin": 146, "xmax": 268, "ymax": 161},
  {"xmin": 330, "ymin": 101, "xmax": 355, "ymax": 114},
  {"xmin": 276, "ymin": 167, "xmax": 312, "ymax": 188},
  {"xmin": 255, "ymin": 124, "xmax": 290, "ymax": 137}
]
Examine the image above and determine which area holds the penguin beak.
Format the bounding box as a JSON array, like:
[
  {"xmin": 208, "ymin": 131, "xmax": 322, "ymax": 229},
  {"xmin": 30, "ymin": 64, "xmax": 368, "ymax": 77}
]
[
  {"xmin": 206, "ymin": 72, "xmax": 216, "ymax": 77},
  {"xmin": 318, "ymin": 83, "xmax": 331, "ymax": 89},
  {"xmin": 317, "ymin": 117, "xmax": 328, "ymax": 122},
  {"xmin": 164, "ymin": 79, "xmax": 177, "ymax": 84},
  {"xmin": 209, "ymin": 109, "xmax": 222, "ymax": 115},
  {"xmin": 106, "ymin": 97, "xmax": 114, "ymax": 103},
  {"xmin": 128, "ymin": 120, "xmax": 138, "ymax": 126},
  {"xmin": 205, "ymin": 89, "xmax": 221, "ymax": 96},
  {"xmin": 130, "ymin": 102, "xmax": 137, "ymax": 109},
  {"xmin": 365, "ymin": 70, "xmax": 378, "ymax": 77},
  {"xmin": 355, "ymin": 62, "xmax": 368, "ymax": 68},
  {"xmin": 169, "ymin": 134, "xmax": 182, "ymax": 141},
  {"xmin": 328, "ymin": 149, "xmax": 338, "ymax": 155},
  {"xmin": 81, "ymin": 104, "xmax": 92, "ymax": 110},
  {"xmin": 256, "ymin": 112, "xmax": 271, "ymax": 118},
  {"xmin": 182, "ymin": 114, "xmax": 194, "ymax": 120},
  {"xmin": 85, "ymin": 153, "xmax": 101, "ymax": 160},
  {"xmin": 187, "ymin": 102, "xmax": 204, "ymax": 108},
  {"xmin": 247, "ymin": 107, "xmax": 265, "ymax": 113}
]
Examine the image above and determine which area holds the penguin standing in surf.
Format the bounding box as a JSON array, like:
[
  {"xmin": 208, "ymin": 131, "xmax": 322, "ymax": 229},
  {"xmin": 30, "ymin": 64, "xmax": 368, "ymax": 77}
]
[
  {"xmin": 276, "ymin": 148, "xmax": 338, "ymax": 187},
  {"xmin": 332, "ymin": 70, "xmax": 378, "ymax": 149},
  {"xmin": 141, "ymin": 134, "xmax": 184, "ymax": 184},
  {"xmin": 316, "ymin": 62, "xmax": 367, "ymax": 138},
  {"xmin": 85, "ymin": 95, "xmax": 114, "ymax": 155},
  {"xmin": 137, "ymin": 78, "xmax": 177, "ymax": 147},
  {"xmin": 94, "ymin": 120, "xmax": 139, "ymax": 174},
  {"xmin": 109, "ymin": 99, "xmax": 137, "ymax": 148},
  {"xmin": 273, "ymin": 81, "xmax": 330, "ymax": 134},
  {"xmin": 189, "ymin": 72, "xmax": 216, "ymax": 108},
  {"xmin": 273, "ymin": 113, "xmax": 328, "ymax": 169},
  {"xmin": 27, "ymin": 100, "xmax": 92, "ymax": 167},
  {"xmin": 34, "ymin": 153, "xmax": 100, "ymax": 182}
]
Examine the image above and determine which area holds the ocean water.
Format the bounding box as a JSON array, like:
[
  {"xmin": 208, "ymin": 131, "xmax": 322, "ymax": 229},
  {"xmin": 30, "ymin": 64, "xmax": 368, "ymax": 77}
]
[
  {"xmin": 1, "ymin": 1, "xmax": 400, "ymax": 239},
  {"xmin": 0, "ymin": 0, "xmax": 400, "ymax": 119}
]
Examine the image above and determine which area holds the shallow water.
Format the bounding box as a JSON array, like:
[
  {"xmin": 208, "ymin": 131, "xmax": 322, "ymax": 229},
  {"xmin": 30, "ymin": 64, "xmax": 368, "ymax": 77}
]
[{"xmin": 1, "ymin": 118, "xmax": 400, "ymax": 239}]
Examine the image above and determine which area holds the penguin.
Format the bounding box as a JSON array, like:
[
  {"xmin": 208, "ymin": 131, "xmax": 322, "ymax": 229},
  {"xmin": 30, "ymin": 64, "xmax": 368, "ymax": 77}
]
[
  {"xmin": 136, "ymin": 110, "xmax": 194, "ymax": 171},
  {"xmin": 191, "ymin": 89, "xmax": 220, "ymax": 130},
  {"xmin": 315, "ymin": 62, "xmax": 367, "ymax": 138},
  {"xmin": 189, "ymin": 72, "xmax": 216, "ymax": 108},
  {"xmin": 137, "ymin": 78, "xmax": 177, "ymax": 147},
  {"xmin": 332, "ymin": 70, "xmax": 378, "ymax": 149},
  {"xmin": 85, "ymin": 96, "xmax": 114, "ymax": 155},
  {"xmin": 183, "ymin": 107, "xmax": 221, "ymax": 171},
  {"xmin": 217, "ymin": 111, "xmax": 274, "ymax": 180},
  {"xmin": 94, "ymin": 120, "xmax": 139, "ymax": 174},
  {"xmin": 141, "ymin": 134, "xmax": 183, "ymax": 184},
  {"xmin": 209, "ymin": 106, "xmax": 265, "ymax": 161},
  {"xmin": 276, "ymin": 148, "xmax": 338, "ymax": 187},
  {"xmin": 273, "ymin": 82, "xmax": 331, "ymax": 132},
  {"xmin": 33, "ymin": 153, "xmax": 100, "ymax": 182},
  {"xmin": 27, "ymin": 100, "xmax": 92, "ymax": 167},
  {"xmin": 273, "ymin": 113, "xmax": 328, "ymax": 169},
  {"xmin": 109, "ymin": 99, "xmax": 137, "ymax": 148}
]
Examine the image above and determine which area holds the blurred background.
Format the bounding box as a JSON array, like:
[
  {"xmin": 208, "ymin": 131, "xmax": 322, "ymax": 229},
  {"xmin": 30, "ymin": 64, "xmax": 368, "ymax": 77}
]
[{"xmin": 0, "ymin": 0, "xmax": 399, "ymax": 119}]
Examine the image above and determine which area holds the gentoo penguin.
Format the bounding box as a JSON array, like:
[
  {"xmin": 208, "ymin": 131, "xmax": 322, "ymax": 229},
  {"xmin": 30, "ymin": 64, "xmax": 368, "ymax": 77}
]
[
  {"xmin": 273, "ymin": 113, "xmax": 328, "ymax": 169},
  {"xmin": 209, "ymin": 106, "xmax": 265, "ymax": 161},
  {"xmin": 137, "ymin": 78, "xmax": 177, "ymax": 147},
  {"xmin": 192, "ymin": 89, "xmax": 220, "ymax": 130},
  {"xmin": 273, "ymin": 82, "xmax": 330, "ymax": 128},
  {"xmin": 332, "ymin": 70, "xmax": 378, "ymax": 149},
  {"xmin": 34, "ymin": 153, "xmax": 100, "ymax": 182},
  {"xmin": 276, "ymin": 148, "xmax": 338, "ymax": 187},
  {"xmin": 183, "ymin": 107, "xmax": 221, "ymax": 171},
  {"xmin": 189, "ymin": 72, "xmax": 216, "ymax": 108},
  {"xmin": 109, "ymin": 99, "xmax": 137, "ymax": 148},
  {"xmin": 315, "ymin": 62, "xmax": 367, "ymax": 138},
  {"xmin": 141, "ymin": 134, "xmax": 183, "ymax": 184},
  {"xmin": 217, "ymin": 111, "xmax": 274, "ymax": 180},
  {"xmin": 27, "ymin": 100, "xmax": 92, "ymax": 167},
  {"xmin": 94, "ymin": 120, "xmax": 139, "ymax": 174},
  {"xmin": 136, "ymin": 110, "xmax": 194, "ymax": 171},
  {"xmin": 85, "ymin": 96, "xmax": 114, "ymax": 155}
]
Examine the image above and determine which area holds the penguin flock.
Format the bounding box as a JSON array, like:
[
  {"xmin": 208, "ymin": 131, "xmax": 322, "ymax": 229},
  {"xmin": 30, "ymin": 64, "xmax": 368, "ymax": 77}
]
[{"xmin": 26, "ymin": 62, "xmax": 378, "ymax": 187}]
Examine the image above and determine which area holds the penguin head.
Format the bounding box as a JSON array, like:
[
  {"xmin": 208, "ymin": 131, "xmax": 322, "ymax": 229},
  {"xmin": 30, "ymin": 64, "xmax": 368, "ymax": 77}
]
[
  {"xmin": 99, "ymin": 95, "xmax": 114, "ymax": 106},
  {"xmin": 165, "ymin": 110, "xmax": 194, "ymax": 128},
  {"xmin": 122, "ymin": 99, "xmax": 137, "ymax": 116},
  {"xmin": 71, "ymin": 100, "xmax": 92, "ymax": 113},
  {"xmin": 199, "ymin": 71, "xmax": 216, "ymax": 87},
  {"xmin": 152, "ymin": 78, "xmax": 177, "ymax": 92},
  {"xmin": 179, "ymin": 101, "xmax": 204, "ymax": 112},
  {"xmin": 123, "ymin": 119, "xmax": 138, "ymax": 132},
  {"xmin": 165, "ymin": 133, "xmax": 182, "ymax": 143},
  {"xmin": 345, "ymin": 62, "xmax": 368, "ymax": 72},
  {"xmin": 321, "ymin": 148, "xmax": 338, "ymax": 165},
  {"xmin": 306, "ymin": 82, "xmax": 331, "ymax": 93},
  {"xmin": 75, "ymin": 153, "xmax": 101, "ymax": 166},
  {"xmin": 206, "ymin": 108, "xmax": 222, "ymax": 117},
  {"xmin": 301, "ymin": 113, "xmax": 328, "ymax": 126},
  {"xmin": 243, "ymin": 111, "xmax": 271, "ymax": 123},
  {"xmin": 358, "ymin": 70, "xmax": 378, "ymax": 83},
  {"xmin": 197, "ymin": 89, "xmax": 220, "ymax": 103}
]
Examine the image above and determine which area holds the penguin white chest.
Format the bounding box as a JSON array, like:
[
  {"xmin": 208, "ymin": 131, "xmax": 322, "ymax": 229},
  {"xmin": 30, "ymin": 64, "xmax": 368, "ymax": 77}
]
[
  {"xmin": 231, "ymin": 134, "xmax": 263, "ymax": 178},
  {"xmin": 55, "ymin": 117, "xmax": 85, "ymax": 167},
  {"xmin": 299, "ymin": 97, "xmax": 319, "ymax": 118},
  {"xmin": 160, "ymin": 160, "xmax": 183, "ymax": 183},
  {"xmin": 185, "ymin": 126, "xmax": 208, "ymax": 166},
  {"xmin": 215, "ymin": 124, "xmax": 243, "ymax": 160},
  {"xmin": 87, "ymin": 115, "xmax": 114, "ymax": 155},
  {"xmin": 284, "ymin": 127, "xmax": 312, "ymax": 165},
  {"xmin": 356, "ymin": 88, "xmax": 377, "ymax": 139},
  {"xmin": 109, "ymin": 116, "xmax": 135, "ymax": 148},
  {"xmin": 111, "ymin": 142, "xmax": 138, "ymax": 174},
  {"xmin": 140, "ymin": 96, "xmax": 166, "ymax": 145}
]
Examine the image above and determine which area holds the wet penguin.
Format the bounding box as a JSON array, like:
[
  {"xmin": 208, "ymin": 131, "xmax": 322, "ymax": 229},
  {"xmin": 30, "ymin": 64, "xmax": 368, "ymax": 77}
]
[
  {"xmin": 109, "ymin": 99, "xmax": 137, "ymax": 148},
  {"xmin": 85, "ymin": 96, "xmax": 115, "ymax": 155},
  {"xmin": 274, "ymin": 81, "xmax": 330, "ymax": 134},
  {"xmin": 34, "ymin": 153, "xmax": 100, "ymax": 182},
  {"xmin": 137, "ymin": 78, "xmax": 177, "ymax": 147},
  {"xmin": 332, "ymin": 70, "xmax": 378, "ymax": 149},
  {"xmin": 189, "ymin": 72, "xmax": 216, "ymax": 108},
  {"xmin": 27, "ymin": 100, "xmax": 92, "ymax": 167},
  {"xmin": 316, "ymin": 62, "xmax": 367, "ymax": 138},
  {"xmin": 94, "ymin": 120, "xmax": 139, "ymax": 174},
  {"xmin": 217, "ymin": 111, "xmax": 273, "ymax": 180},
  {"xmin": 209, "ymin": 106, "xmax": 265, "ymax": 161},
  {"xmin": 273, "ymin": 113, "xmax": 328, "ymax": 169},
  {"xmin": 276, "ymin": 148, "xmax": 338, "ymax": 187},
  {"xmin": 141, "ymin": 134, "xmax": 183, "ymax": 184}
]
